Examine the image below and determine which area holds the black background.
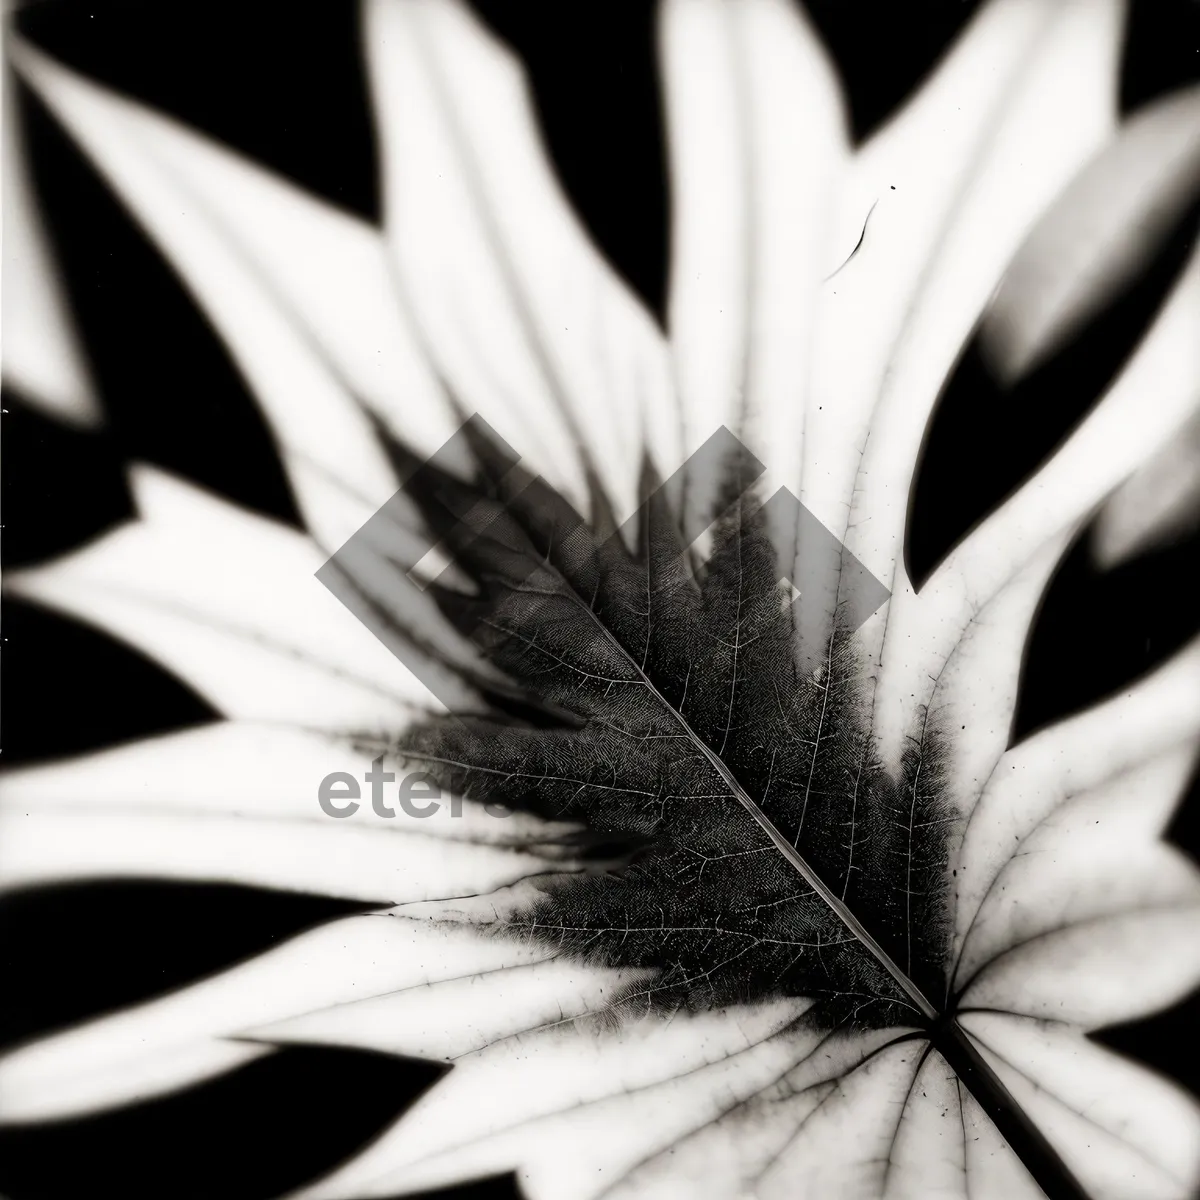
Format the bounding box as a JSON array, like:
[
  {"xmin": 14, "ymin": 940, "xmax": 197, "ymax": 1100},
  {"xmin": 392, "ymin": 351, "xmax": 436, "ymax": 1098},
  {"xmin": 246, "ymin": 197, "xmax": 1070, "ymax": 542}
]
[{"xmin": 2, "ymin": 1, "xmax": 1200, "ymax": 1196}]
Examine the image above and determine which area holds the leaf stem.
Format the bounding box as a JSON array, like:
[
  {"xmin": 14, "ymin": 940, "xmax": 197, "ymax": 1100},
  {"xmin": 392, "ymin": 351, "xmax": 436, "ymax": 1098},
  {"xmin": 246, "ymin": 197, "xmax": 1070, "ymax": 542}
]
[
  {"xmin": 685, "ymin": 717, "xmax": 1093, "ymax": 1199},
  {"xmin": 932, "ymin": 1017, "xmax": 1092, "ymax": 1200}
]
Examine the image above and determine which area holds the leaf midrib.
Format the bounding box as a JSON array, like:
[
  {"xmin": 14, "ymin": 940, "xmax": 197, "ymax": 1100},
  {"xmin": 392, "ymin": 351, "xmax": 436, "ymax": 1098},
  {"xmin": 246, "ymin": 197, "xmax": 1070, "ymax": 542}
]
[{"xmin": 557, "ymin": 575, "xmax": 939, "ymax": 1023}]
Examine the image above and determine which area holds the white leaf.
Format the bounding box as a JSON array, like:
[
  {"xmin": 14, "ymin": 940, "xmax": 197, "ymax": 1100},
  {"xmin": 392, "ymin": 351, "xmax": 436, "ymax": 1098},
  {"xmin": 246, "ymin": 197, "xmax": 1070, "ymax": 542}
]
[
  {"xmin": 802, "ymin": 0, "xmax": 1121, "ymax": 557},
  {"xmin": 366, "ymin": 0, "xmax": 678, "ymax": 523},
  {"xmin": 7, "ymin": 466, "xmax": 462, "ymax": 729},
  {"xmin": 1093, "ymin": 404, "xmax": 1200, "ymax": 568},
  {"xmin": 292, "ymin": 999, "xmax": 825, "ymax": 1199},
  {"xmin": 979, "ymin": 83, "xmax": 1200, "ymax": 383},
  {"xmin": 962, "ymin": 1013, "xmax": 1200, "ymax": 1199},
  {"xmin": 12, "ymin": 39, "xmax": 428, "ymax": 549},
  {"xmin": 0, "ymin": 721, "xmax": 571, "ymax": 902},
  {"xmin": 0, "ymin": 909, "xmax": 563, "ymax": 1123},
  {"xmin": 1, "ymin": 24, "xmax": 99, "ymax": 425},
  {"xmin": 4, "ymin": 2, "xmax": 1199, "ymax": 1198},
  {"xmin": 660, "ymin": 0, "xmax": 846, "ymax": 506},
  {"xmin": 873, "ymin": 235, "xmax": 1200, "ymax": 768}
]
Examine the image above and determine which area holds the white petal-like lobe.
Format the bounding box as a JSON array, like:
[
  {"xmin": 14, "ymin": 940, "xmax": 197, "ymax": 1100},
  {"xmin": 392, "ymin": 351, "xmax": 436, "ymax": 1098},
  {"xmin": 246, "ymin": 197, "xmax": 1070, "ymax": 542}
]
[
  {"xmin": 1094, "ymin": 404, "xmax": 1200, "ymax": 567},
  {"xmin": 293, "ymin": 1000, "xmax": 821, "ymax": 1199},
  {"xmin": 249, "ymin": 956, "xmax": 648, "ymax": 1061},
  {"xmin": 0, "ymin": 722, "xmax": 573, "ymax": 842},
  {"xmin": 2, "ymin": 52, "xmax": 99, "ymax": 425},
  {"xmin": 9, "ymin": 37, "xmax": 518, "ymax": 700},
  {"xmin": 11, "ymin": 41, "xmax": 413, "ymax": 550},
  {"xmin": 661, "ymin": 0, "xmax": 846, "ymax": 503},
  {"xmin": 953, "ymin": 640, "xmax": 1200, "ymax": 965},
  {"xmin": 979, "ymin": 83, "xmax": 1200, "ymax": 383},
  {"xmin": 956, "ymin": 750, "xmax": 1200, "ymax": 1025},
  {"xmin": 0, "ymin": 721, "xmax": 572, "ymax": 899},
  {"xmin": 7, "ymin": 466, "xmax": 456, "ymax": 729},
  {"xmin": 366, "ymin": 0, "xmax": 678, "ymax": 523},
  {"xmin": 802, "ymin": 0, "xmax": 1119, "ymax": 552},
  {"xmin": 874, "ymin": 236, "xmax": 1200, "ymax": 767},
  {"xmin": 0, "ymin": 1039, "xmax": 270, "ymax": 1128},
  {"xmin": 10, "ymin": 36, "xmax": 455, "ymax": 449},
  {"xmin": 962, "ymin": 1014, "xmax": 1200, "ymax": 1200},
  {"xmin": 0, "ymin": 912, "xmax": 560, "ymax": 1123},
  {"xmin": 845, "ymin": 0, "xmax": 1121, "ymax": 588}
]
